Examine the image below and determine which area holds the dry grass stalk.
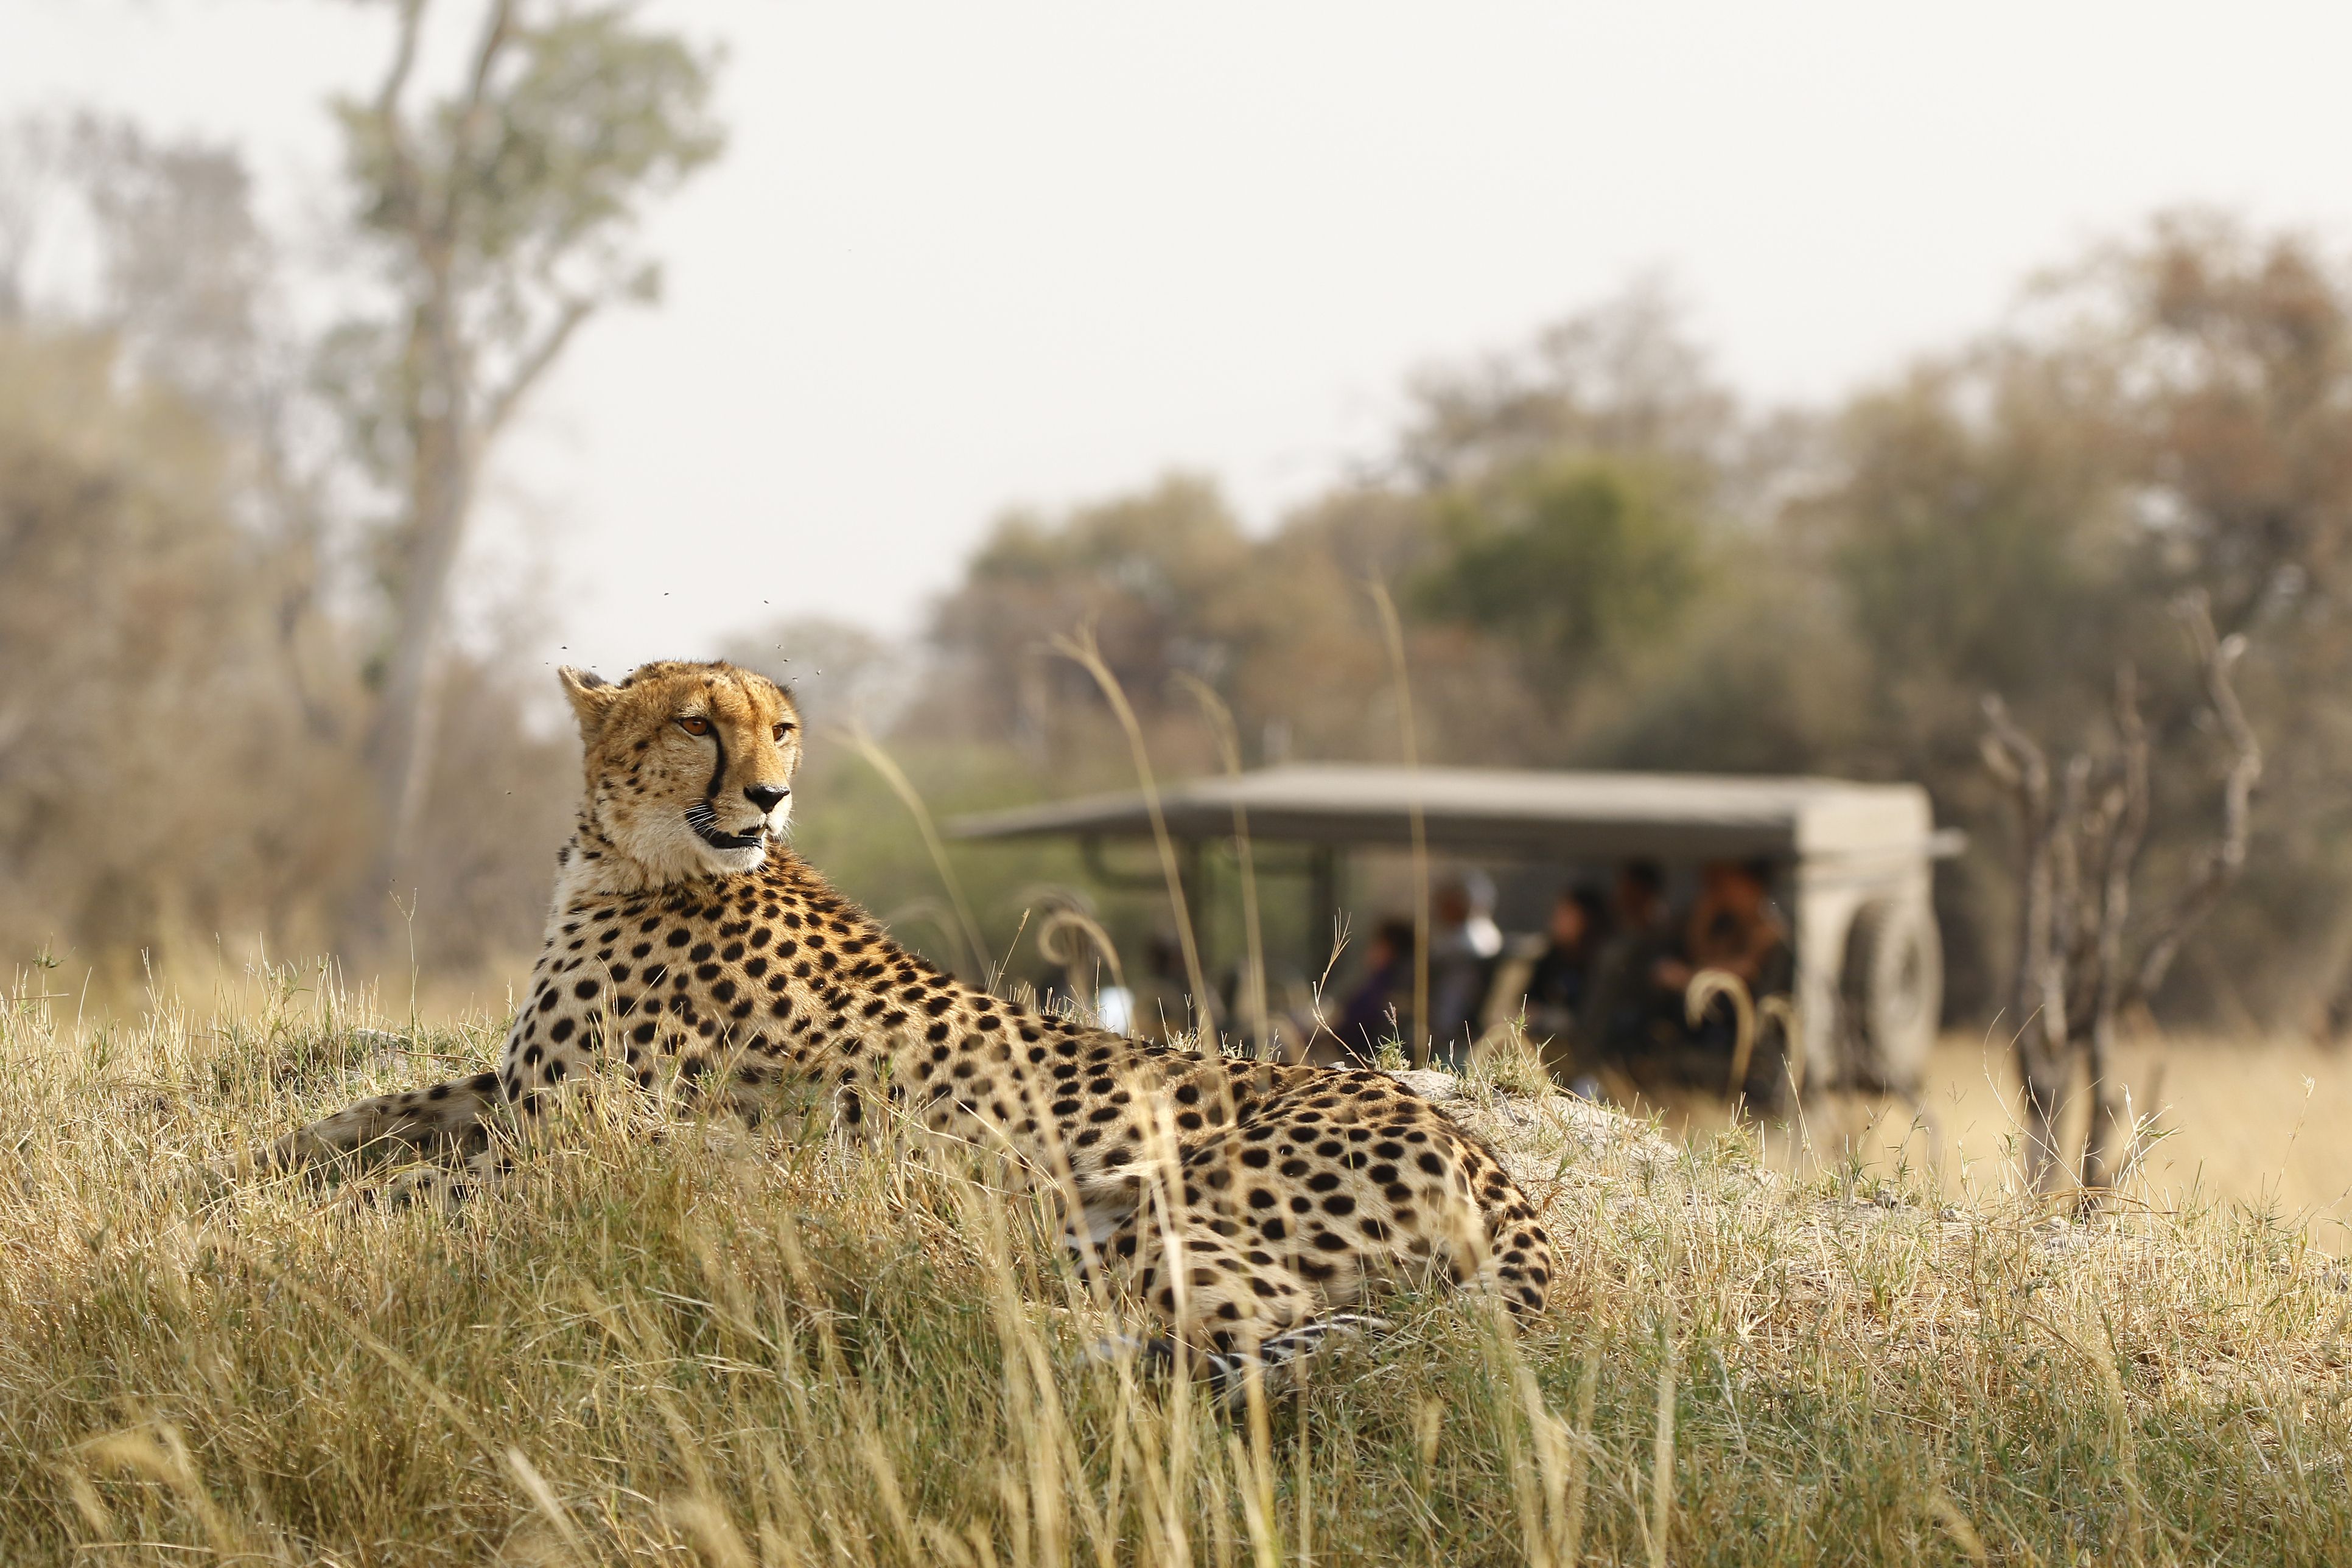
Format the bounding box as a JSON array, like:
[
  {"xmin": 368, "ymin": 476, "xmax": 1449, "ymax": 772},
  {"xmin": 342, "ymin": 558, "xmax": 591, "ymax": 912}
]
[
  {"xmin": 79, "ymin": 1419, "xmax": 256, "ymax": 1559},
  {"xmin": 1051, "ymin": 623, "xmax": 1211, "ymax": 1037},
  {"xmin": 1681, "ymin": 969, "xmax": 1806, "ymax": 1115},
  {"xmin": 1174, "ymin": 673, "xmax": 1271, "ymax": 1054},
  {"xmin": 1923, "ymin": 1488, "xmax": 1989, "ymax": 1565},
  {"xmin": 1365, "ymin": 580, "xmax": 1432, "ymax": 1066},
  {"xmin": 1561, "ymin": 1353, "xmax": 1600, "ymax": 1566},
  {"xmin": 1035, "ymin": 904, "xmax": 1128, "ymax": 1017},
  {"xmin": 506, "ymin": 1446, "xmax": 590, "ymax": 1563},
  {"xmin": 841, "ymin": 722, "xmax": 993, "ymax": 983},
  {"xmin": 1646, "ymin": 1321, "xmax": 1676, "ymax": 1568}
]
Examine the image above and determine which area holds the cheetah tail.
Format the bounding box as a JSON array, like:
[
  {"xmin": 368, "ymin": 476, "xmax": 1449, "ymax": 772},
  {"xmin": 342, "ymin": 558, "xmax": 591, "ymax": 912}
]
[{"xmin": 256, "ymin": 1070, "xmax": 506, "ymax": 1177}]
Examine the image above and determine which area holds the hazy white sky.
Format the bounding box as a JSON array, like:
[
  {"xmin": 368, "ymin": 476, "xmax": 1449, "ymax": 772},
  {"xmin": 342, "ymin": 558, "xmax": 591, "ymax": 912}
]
[{"xmin": 12, "ymin": 1, "xmax": 2352, "ymax": 677}]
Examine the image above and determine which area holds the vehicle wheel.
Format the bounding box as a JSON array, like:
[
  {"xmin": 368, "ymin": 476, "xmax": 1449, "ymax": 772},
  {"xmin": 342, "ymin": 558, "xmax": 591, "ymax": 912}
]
[{"xmin": 1840, "ymin": 898, "xmax": 1941, "ymax": 1092}]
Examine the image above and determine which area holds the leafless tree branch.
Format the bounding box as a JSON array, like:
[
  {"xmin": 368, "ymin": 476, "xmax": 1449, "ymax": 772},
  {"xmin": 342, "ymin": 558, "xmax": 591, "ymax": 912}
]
[
  {"xmin": 460, "ymin": 0, "xmax": 518, "ymax": 124},
  {"xmin": 2079, "ymin": 664, "xmax": 2149, "ymax": 1191},
  {"xmin": 371, "ymin": 0, "xmax": 429, "ymax": 224},
  {"xmin": 1982, "ymin": 693, "xmax": 2071, "ymax": 1189},
  {"xmin": 2129, "ymin": 593, "xmax": 2261, "ymax": 1006},
  {"xmin": 481, "ymin": 293, "xmax": 596, "ymax": 439}
]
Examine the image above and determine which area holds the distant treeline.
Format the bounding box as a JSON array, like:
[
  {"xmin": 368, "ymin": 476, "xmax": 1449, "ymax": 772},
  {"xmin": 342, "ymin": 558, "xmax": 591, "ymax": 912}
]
[
  {"xmin": 5, "ymin": 107, "xmax": 2348, "ymax": 1034},
  {"xmin": 768, "ymin": 223, "xmax": 2352, "ymax": 1036}
]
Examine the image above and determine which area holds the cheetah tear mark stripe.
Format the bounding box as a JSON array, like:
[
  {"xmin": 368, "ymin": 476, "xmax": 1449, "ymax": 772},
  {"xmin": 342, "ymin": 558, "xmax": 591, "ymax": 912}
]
[
  {"xmin": 688, "ymin": 709, "xmax": 764, "ymax": 849},
  {"xmin": 702, "ymin": 715, "xmax": 727, "ymax": 802}
]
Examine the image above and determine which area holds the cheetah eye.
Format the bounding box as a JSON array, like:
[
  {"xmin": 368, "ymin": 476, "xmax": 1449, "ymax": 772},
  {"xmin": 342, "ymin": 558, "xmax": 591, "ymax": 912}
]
[
  {"xmin": 677, "ymin": 716, "xmax": 710, "ymax": 736},
  {"xmin": 772, "ymin": 722, "xmax": 794, "ymax": 741}
]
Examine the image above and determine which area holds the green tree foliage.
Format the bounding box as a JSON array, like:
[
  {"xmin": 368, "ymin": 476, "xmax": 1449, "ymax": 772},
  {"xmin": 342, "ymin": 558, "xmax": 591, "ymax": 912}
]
[
  {"xmin": 1820, "ymin": 362, "xmax": 2129, "ymax": 719},
  {"xmin": 1399, "ymin": 276, "xmax": 1737, "ymax": 490},
  {"xmin": 917, "ymin": 290, "xmax": 1741, "ymax": 800},
  {"xmin": 928, "ymin": 475, "xmax": 1256, "ymax": 768},
  {"xmin": 1415, "ymin": 457, "xmax": 1707, "ymax": 702},
  {"xmin": 2107, "ymin": 216, "xmax": 2352, "ymax": 629},
  {"xmin": 917, "ymin": 473, "xmax": 1561, "ymax": 789}
]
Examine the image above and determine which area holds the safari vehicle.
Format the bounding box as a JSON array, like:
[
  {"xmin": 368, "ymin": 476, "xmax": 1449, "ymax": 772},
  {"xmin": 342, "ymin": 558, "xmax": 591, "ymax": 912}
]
[{"xmin": 951, "ymin": 765, "xmax": 1961, "ymax": 1096}]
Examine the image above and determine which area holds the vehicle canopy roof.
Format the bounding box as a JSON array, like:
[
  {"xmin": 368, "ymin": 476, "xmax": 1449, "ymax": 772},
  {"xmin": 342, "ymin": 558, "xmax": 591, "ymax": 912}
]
[{"xmin": 948, "ymin": 763, "xmax": 1951, "ymax": 865}]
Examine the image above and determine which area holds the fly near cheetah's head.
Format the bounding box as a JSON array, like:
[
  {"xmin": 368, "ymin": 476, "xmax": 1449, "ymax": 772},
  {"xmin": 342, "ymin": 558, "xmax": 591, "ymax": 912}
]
[{"xmin": 556, "ymin": 660, "xmax": 802, "ymax": 886}]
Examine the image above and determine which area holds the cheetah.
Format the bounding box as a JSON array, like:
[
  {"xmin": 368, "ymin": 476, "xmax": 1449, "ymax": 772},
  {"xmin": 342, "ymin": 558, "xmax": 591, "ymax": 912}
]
[{"xmin": 265, "ymin": 660, "xmax": 1556, "ymax": 1379}]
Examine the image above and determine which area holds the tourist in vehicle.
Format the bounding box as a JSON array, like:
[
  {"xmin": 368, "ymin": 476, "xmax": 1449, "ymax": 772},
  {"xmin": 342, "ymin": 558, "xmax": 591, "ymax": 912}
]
[
  {"xmin": 1331, "ymin": 915, "xmax": 1416, "ymax": 1063},
  {"xmin": 1523, "ymin": 884, "xmax": 1607, "ymax": 1039},
  {"xmin": 1515, "ymin": 883, "xmax": 1607, "ymax": 1088},
  {"xmin": 1428, "ymin": 871, "xmax": 1505, "ymax": 1065},
  {"xmin": 1657, "ymin": 859, "xmax": 1793, "ymax": 998},
  {"xmin": 1657, "ymin": 858, "xmax": 1796, "ymax": 1102},
  {"xmin": 1577, "ymin": 860, "xmax": 1684, "ymax": 1061}
]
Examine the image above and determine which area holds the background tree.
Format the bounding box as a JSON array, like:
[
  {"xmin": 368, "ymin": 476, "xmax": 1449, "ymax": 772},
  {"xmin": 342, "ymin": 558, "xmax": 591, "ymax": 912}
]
[
  {"xmin": 1413, "ymin": 455, "xmax": 1708, "ymax": 719},
  {"xmin": 63, "ymin": 117, "xmax": 349, "ymax": 739},
  {"xmin": 0, "ymin": 325, "xmax": 360, "ymax": 970},
  {"xmin": 924, "ymin": 476, "xmax": 1256, "ymax": 772},
  {"xmin": 2073, "ymin": 220, "xmax": 2352, "ymax": 1028},
  {"xmin": 0, "ymin": 112, "xmax": 600, "ymax": 984},
  {"xmin": 1782, "ymin": 217, "xmax": 2352, "ymax": 1028},
  {"xmin": 1981, "ymin": 597, "xmax": 2261, "ymax": 1197},
  {"xmin": 324, "ymin": 0, "xmax": 722, "ymax": 950},
  {"xmin": 1397, "ymin": 276, "xmax": 1739, "ymax": 492}
]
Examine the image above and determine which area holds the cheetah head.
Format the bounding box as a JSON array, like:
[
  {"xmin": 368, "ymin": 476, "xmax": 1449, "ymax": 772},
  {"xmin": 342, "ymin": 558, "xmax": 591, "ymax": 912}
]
[{"xmin": 558, "ymin": 660, "xmax": 802, "ymax": 886}]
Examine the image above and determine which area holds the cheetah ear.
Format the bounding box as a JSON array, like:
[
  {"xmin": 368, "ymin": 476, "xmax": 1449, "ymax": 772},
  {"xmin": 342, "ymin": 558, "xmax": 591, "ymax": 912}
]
[{"xmin": 558, "ymin": 667, "xmax": 618, "ymax": 730}]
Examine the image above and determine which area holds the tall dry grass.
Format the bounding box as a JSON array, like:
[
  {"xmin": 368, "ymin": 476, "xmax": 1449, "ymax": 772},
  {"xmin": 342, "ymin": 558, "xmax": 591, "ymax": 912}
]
[
  {"xmin": 1638, "ymin": 1034, "xmax": 2352, "ymax": 1258},
  {"xmin": 4, "ymin": 966, "xmax": 2351, "ymax": 1564}
]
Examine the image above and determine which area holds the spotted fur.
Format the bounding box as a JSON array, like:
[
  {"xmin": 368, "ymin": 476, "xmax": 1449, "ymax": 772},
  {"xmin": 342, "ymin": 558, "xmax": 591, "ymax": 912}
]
[{"xmin": 266, "ymin": 660, "xmax": 1555, "ymax": 1357}]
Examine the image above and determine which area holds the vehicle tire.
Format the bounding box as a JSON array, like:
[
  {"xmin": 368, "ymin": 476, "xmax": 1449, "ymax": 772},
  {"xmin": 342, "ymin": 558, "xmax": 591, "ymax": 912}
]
[{"xmin": 1840, "ymin": 897, "xmax": 1941, "ymax": 1093}]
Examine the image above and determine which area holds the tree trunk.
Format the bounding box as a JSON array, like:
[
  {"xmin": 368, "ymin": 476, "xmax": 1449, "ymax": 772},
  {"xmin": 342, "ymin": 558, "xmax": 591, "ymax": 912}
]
[
  {"xmin": 341, "ymin": 279, "xmax": 474, "ymax": 953},
  {"xmin": 2018, "ymin": 922, "xmax": 2073, "ymax": 1195},
  {"xmin": 2077, "ymin": 672, "xmax": 2147, "ymax": 1196},
  {"xmin": 1984, "ymin": 699, "xmax": 2072, "ymax": 1194}
]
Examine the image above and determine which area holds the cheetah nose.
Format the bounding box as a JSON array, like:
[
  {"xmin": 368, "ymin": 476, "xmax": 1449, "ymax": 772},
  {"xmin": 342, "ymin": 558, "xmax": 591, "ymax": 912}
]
[{"xmin": 744, "ymin": 783, "xmax": 789, "ymax": 813}]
